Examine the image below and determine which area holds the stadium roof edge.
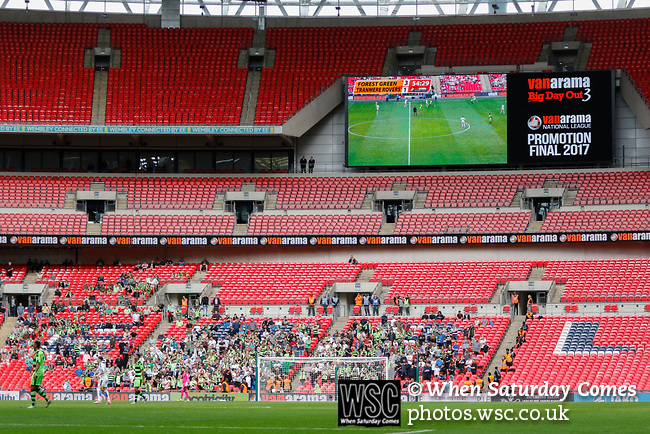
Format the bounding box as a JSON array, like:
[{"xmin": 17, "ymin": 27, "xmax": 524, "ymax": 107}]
[{"xmin": 0, "ymin": 5, "xmax": 649, "ymax": 28}]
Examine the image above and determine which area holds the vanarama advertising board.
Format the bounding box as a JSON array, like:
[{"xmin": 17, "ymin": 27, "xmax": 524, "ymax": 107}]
[{"xmin": 507, "ymin": 71, "xmax": 615, "ymax": 165}]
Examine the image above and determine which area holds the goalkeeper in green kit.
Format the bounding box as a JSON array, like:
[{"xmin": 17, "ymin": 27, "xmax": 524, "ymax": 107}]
[{"xmin": 28, "ymin": 340, "xmax": 53, "ymax": 409}]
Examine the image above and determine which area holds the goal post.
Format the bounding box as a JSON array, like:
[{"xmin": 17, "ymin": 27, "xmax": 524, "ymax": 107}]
[{"xmin": 255, "ymin": 356, "xmax": 389, "ymax": 402}]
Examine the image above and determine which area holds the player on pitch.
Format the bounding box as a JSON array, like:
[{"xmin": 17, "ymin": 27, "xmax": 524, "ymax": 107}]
[
  {"xmin": 28, "ymin": 340, "xmax": 53, "ymax": 409},
  {"xmin": 131, "ymin": 353, "xmax": 148, "ymax": 404}
]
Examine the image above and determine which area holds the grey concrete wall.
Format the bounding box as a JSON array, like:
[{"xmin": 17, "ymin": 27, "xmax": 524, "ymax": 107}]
[
  {"xmin": 615, "ymin": 92, "xmax": 650, "ymax": 167},
  {"xmin": 294, "ymin": 103, "xmax": 349, "ymax": 173}
]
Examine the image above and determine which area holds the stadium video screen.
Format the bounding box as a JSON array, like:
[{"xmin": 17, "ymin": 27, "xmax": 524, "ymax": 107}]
[
  {"xmin": 507, "ymin": 70, "xmax": 615, "ymax": 165},
  {"xmin": 346, "ymin": 74, "xmax": 508, "ymax": 167},
  {"xmin": 345, "ymin": 71, "xmax": 614, "ymax": 167}
]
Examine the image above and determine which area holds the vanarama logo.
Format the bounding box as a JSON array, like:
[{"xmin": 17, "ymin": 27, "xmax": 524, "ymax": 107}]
[{"xmin": 528, "ymin": 76, "xmax": 591, "ymax": 90}]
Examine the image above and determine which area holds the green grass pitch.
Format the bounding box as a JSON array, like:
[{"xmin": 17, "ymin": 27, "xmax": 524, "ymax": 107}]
[
  {"xmin": 347, "ymin": 98, "xmax": 507, "ymax": 167},
  {"xmin": 0, "ymin": 401, "xmax": 647, "ymax": 433}
]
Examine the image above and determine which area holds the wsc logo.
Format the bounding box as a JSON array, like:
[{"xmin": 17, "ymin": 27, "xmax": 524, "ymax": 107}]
[{"xmin": 338, "ymin": 380, "xmax": 400, "ymax": 427}]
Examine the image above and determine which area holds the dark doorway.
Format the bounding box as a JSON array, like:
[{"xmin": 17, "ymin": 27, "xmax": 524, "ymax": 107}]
[
  {"xmin": 86, "ymin": 200, "xmax": 106, "ymax": 223},
  {"xmin": 383, "ymin": 200, "xmax": 412, "ymax": 224}
]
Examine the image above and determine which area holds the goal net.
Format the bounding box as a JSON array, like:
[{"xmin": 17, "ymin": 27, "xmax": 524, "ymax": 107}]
[{"xmin": 256, "ymin": 357, "xmax": 389, "ymax": 402}]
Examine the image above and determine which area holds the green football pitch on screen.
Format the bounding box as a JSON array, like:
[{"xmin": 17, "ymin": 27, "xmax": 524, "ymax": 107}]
[{"xmin": 347, "ymin": 98, "xmax": 507, "ymax": 167}]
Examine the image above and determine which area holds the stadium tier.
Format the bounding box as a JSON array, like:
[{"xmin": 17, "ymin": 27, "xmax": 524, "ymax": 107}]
[
  {"xmin": 420, "ymin": 22, "xmax": 568, "ymax": 66},
  {"xmin": 202, "ymin": 262, "xmax": 362, "ymax": 305},
  {"xmin": 162, "ymin": 317, "xmax": 332, "ymax": 353},
  {"xmin": 0, "ymin": 309, "xmax": 162, "ymax": 391},
  {"xmin": 541, "ymin": 209, "xmax": 650, "ymax": 232},
  {"xmin": 406, "ymin": 173, "xmax": 546, "ymax": 208},
  {"xmin": 543, "ymin": 259, "xmax": 650, "ymax": 303},
  {"xmin": 106, "ymin": 25, "xmax": 252, "ymax": 125},
  {"xmin": 502, "ymin": 315, "xmax": 650, "ymax": 390},
  {"xmin": 577, "ymin": 17, "xmax": 650, "ymax": 104},
  {"xmin": 101, "ymin": 214, "xmax": 235, "ymax": 235},
  {"xmin": 1, "ymin": 18, "xmax": 650, "ymax": 125},
  {"xmin": 0, "ymin": 22, "xmax": 97, "ymax": 124},
  {"xmin": 39, "ymin": 263, "xmax": 197, "ymax": 305},
  {"xmin": 247, "ymin": 214, "xmax": 382, "ymax": 235},
  {"xmin": 0, "ymin": 263, "xmax": 26, "ymax": 283},
  {"xmin": 0, "ymin": 175, "xmax": 92, "ymax": 208},
  {"xmin": 556, "ymin": 171, "xmax": 650, "ymax": 205},
  {"xmin": 0, "ymin": 213, "xmax": 86, "ymax": 235},
  {"xmin": 344, "ymin": 316, "xmax": 510, "ymax": 382},
  {"xmin": 371, "ymin": 261, "xmax": 533, "ymax": 304},
  {"xmin": 394, "ymin": 211, "xmax": 531, "ymax": 235},
  {"xmin": 102, "ymin": 176, "xmax": 244, "ymax": 209}
]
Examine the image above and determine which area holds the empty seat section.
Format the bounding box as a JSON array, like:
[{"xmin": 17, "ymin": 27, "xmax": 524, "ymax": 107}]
[
  {"xmin": 372, "ymin": 261, "xmax": 533, "ymax": 304},
  {"xmin": 101, "ymin": 214, "xmax": 235, "ymax": 235},
  {"xmin": 541, "ymin": 209, "xmax": 650, "ymax": 232},
  {"xmin": 543, "ymin": 259, "xmax": 650, "ymax": 303},
  {"xmin": 106, "ymin": 25, "xmax": 252, "ymax": 125},
  {"xmin": 247, "ymin": 214, "xmax": 382, "ymax": 235},
  {"xmin": 0, "ymin": 22, "xmax": 97, "ymax": 124},
  {"xmin": 0, "ymin": 213, "xmax": 86, "ymax": 234},
  {"xmin": 395, "ymin": 211, "xmax": 531, "ymax": 234},
  {"xmin": 201, "ymin": 262, "xmax": 362, "ymax": 305},
  {"xmin": 255, "ymin": 26, "xmax": 410, "ymax": 125},
  {"xmin": 421, "ymin": 22, "xmax": 567, "ymax": 67},
  {"xmin": 502, "ymin": 315, "xmax": 650, "ymax": 390}
]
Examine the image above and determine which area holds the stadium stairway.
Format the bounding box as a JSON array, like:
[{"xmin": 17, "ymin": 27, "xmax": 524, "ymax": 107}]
[
  {"xmin": 0, "ymin": 316, "xmax": 18, "ymax": 346},
  {"xmin": 326, "ymin": 315, "xmax": 351, "ymax": 338},
  {"xmin": 483, "ymin": 315, "xmax": 525, "ymax": 380}
]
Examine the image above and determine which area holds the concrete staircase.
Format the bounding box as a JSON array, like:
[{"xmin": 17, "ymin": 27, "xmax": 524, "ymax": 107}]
[
  {"xmin": 191, "ymin": 270, "xmax": 208, "ymax": 283},
  {"xmin": 91, "ymin": 71, "xmax": 109, "ymax": 125},
  {"xmin": 86, "ymin": 222, "xmax": 102, "ymax": 235},
  {"xmin": 483, "ymin": 315, "xmax": 525, "ymax": 379},
  {"xmin": 212, "ymin": 193, "xmax": 226, "ymax": 211},
  {"xmin": 574, "ymin": 42, "xmax": 592, "ymax": 71},
  {"xmin": 97, "ymin": 28, "xmax": 111, "ymax": 47},
  {"xmin": 392, "ymin": 181, "xmax": 407, "ymax": 191},
  {"xmin": 64, "ymin": 192, "xmax": 77, "ymax": 209},
  {"xmin": 551, "ymin": 284, "xmax": 566, "ymax": 303},
  {"xmin": 406, "ymin": 31, "xmax": 422, "ymax": 46},
  {"xmin": 489, "ymin": 283, "xmax": 506, "ymax": 303},
  {"xmin": 361, "ymin": 193, "xmax": 374, "ymax": 210},
  {"xmin": 265, "ymin": 192, "xmax": 278, "ymax": 210},
  {"xmin": 327, "ymin": 315, "xmax": 352, "ymax": 337},
  {"xmin": 526, "ymin": 220, "xmax": 543, "ymax": 233},
  {"xmin": 241, "ymin": 182, "xmax": 257, "ymax": 193},
  {"xmin": 116, "ymin": 192, "xmax": 128, "ymax": 210},
  {"xmin": 414, "ymin": 191, "xmax": 427, "ymax": 208},
  {"xmin": 381, "ymin": 48, "xmax": 398, "ymax": 76},
  {"xmin": 83, "ymin": 49, "xmax": 94, "ymax": 68},
  {"xmin": 22, "ymin": 271, "xmax": 40, "ymax": 284},
  {"xmin": 355, "ymin": 268, "xmax": 376, "ymax": 282},
  {"xmin": 240, "ymin": 70, "xmax": 261, "ymax": 125},
  {"xmin": 233, "ymin": 223, "xmax": 248, "ymax": 235},
  {"xmin": 527, "ymin": 266, "xmax": 546, "ymax": 281},
  {"xmin": 563, "ymin": 189, "xmax": 578, "ymax": 206},
  {"xmin": 538, "ymin": 44, "xmax": 550, "ymax": 64},
  {"xmin": 0, "ymin": 316, "xmax": 18, "ymax": 344},
  {"xmin": 479, "ymin": 74, "xmax": 492, "ymax": 92},
  {"xmin": 543, "ymin": 179, "xmax": 558, "ymax": 188},
  {"xmin": 562, "ymin": 25, "xmax": 579, "ymax": 42},
  {"xmin": 510, "ymin": 191, "xmax": 523, "ymax": 208},
  {"xmin": 90, "ymin": 181, "xmax": 105, "ymax": 191},
  {"xmin": 379, "ymin": 222, "xmax": 395, "ymax": 235}
]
